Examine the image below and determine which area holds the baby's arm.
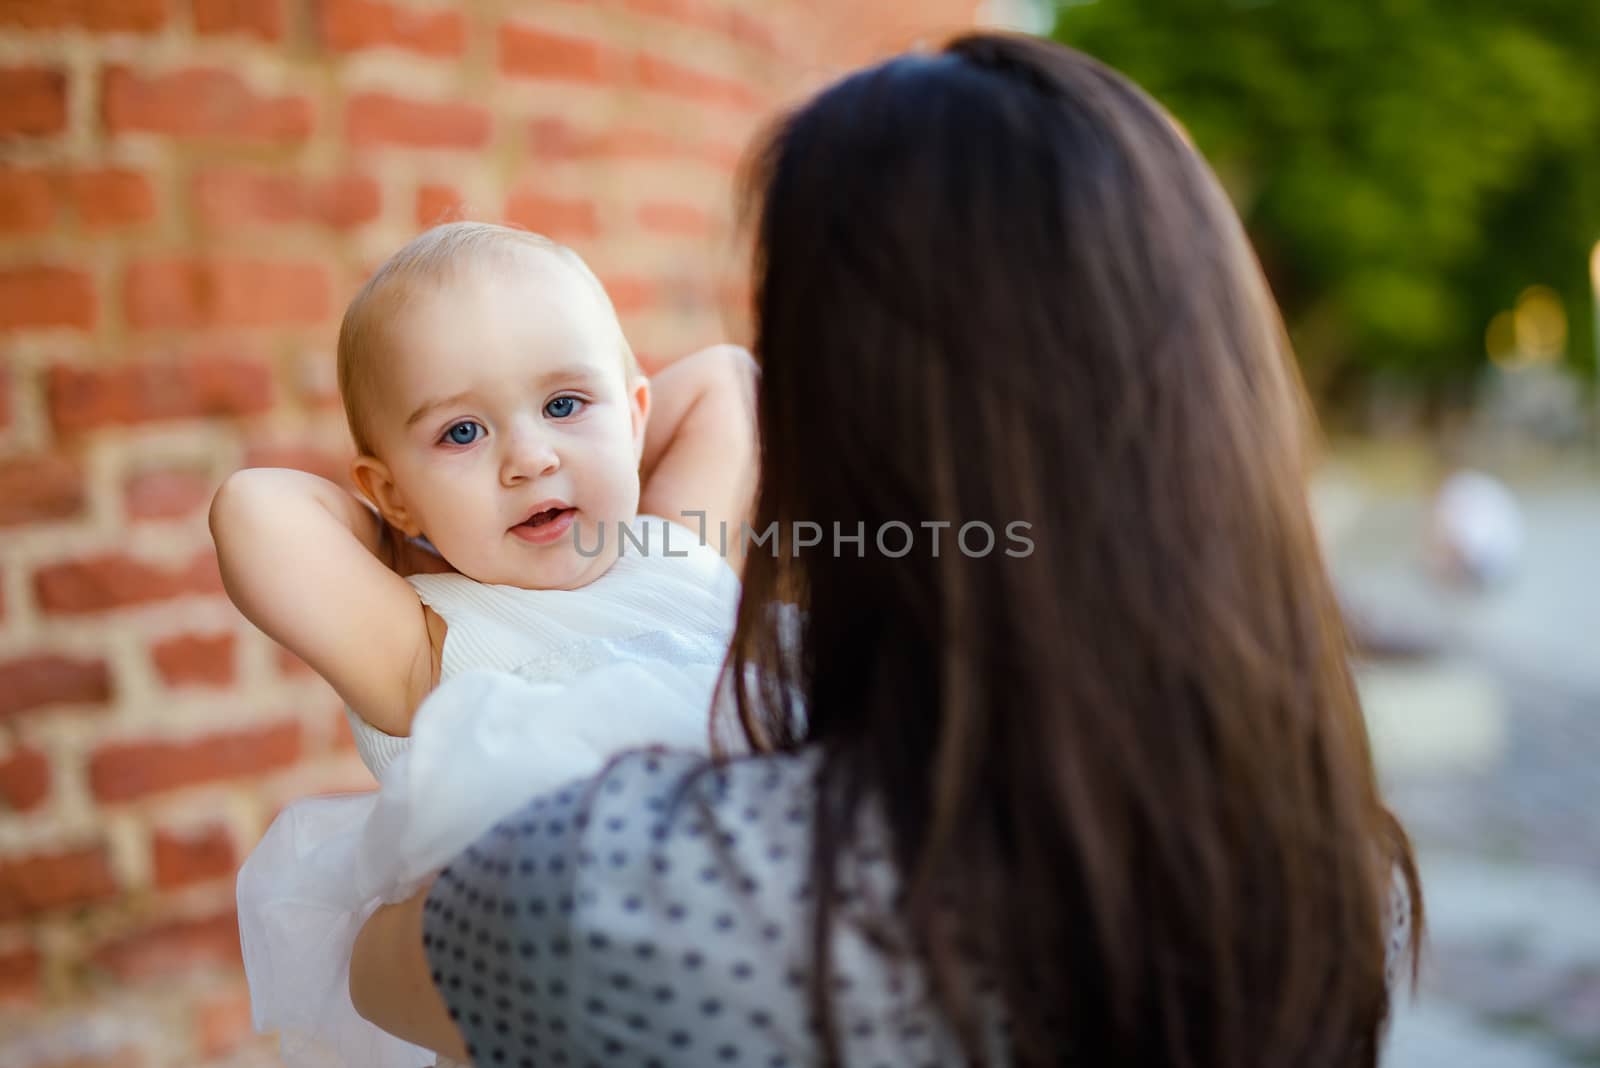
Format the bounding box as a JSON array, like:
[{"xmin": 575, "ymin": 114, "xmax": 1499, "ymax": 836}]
[
  {"xmin": 210, "ymin": 468, "xmax": 433, "ymax": 735},
  {"xmin": 639, "ymin": 344, "xmax": 759, "ymax": 570}
]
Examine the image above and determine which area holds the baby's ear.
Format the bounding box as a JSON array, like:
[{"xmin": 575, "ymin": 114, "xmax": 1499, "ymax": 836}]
[
  {"xmin": 629, "ymin": 376, "xmax": 652, "ymax": 465},
  {"xmin": 350, "ymin": 455, "xmax": 421, "ymax": 537}
]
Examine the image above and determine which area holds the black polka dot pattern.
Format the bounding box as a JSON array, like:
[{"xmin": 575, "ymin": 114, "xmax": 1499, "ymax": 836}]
[
  {"xmin": 422, "ymin": 749, "xmax": 976, "ymax": 1065},
  {"xmin": 426, "ymin": 749, "xmax": 1417, "ymax": 1068},
  {"xmin": 1384, "ymin": 869, "xmax": 1415, "ymax": 989}
]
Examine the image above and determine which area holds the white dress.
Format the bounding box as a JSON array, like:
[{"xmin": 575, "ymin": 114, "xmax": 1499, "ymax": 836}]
[{"xmin": 236, "ymin": 516, "xmax": 739, "ymax": 1068}]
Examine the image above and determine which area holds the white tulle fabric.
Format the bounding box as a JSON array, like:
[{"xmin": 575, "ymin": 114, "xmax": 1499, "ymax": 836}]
[{"xmin": 236, "ymin": 517, "xmax": 739, "ymax": 1068}]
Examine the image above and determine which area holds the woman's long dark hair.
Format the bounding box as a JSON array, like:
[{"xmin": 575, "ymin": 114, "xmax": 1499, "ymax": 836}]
[{"xmin": 725, "ymin": 32, "xmax": 1420, "ymax": 1068}]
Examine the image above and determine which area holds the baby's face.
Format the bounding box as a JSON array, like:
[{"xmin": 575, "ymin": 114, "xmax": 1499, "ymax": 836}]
[{"xmin": 362, "ymin": 255, "xmax": 647, "ymax": 590}]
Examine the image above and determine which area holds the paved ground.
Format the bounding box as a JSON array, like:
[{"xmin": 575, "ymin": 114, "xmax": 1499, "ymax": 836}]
[{"xmin": 1317, "ymin": 455, "xmax": 1600, "ymax": 1067}]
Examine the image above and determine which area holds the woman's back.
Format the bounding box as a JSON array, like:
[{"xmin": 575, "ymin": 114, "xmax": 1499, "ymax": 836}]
[
  {"xmin": 423, "ymin": 748, "xmax": 1008, "ymax": 1067},
  {"xmin": 722, "ymin": 31, "xmax": 1421, "ymax": 1067}
]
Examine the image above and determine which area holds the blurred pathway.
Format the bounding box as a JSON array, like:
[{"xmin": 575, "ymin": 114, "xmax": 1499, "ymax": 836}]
[{"xmin": 1315, "ymin": 456, "xmax": 1600, "ymax": 1067}]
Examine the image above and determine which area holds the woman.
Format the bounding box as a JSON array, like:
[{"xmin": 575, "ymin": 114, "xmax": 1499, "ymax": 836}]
[{"xmin": 350, "ymin": 32, "xmax": 1420, "ymax": 1068}]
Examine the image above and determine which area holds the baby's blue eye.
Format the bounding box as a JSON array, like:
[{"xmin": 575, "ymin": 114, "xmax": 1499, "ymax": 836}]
[
  {"xmin": 443, "ymin": 421, "xmax": 483, "ymax": 445},
  {"xmin": 545, "ymin": 396, "xmax": 583, "ymax": 418}
]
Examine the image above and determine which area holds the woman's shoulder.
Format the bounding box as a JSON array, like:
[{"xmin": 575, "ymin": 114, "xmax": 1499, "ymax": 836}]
[
  {"xmin": 424, "ymin": 748, "xmax": 933, "ymax": 1066},
  {"xmin": 570, "ymin": 747, "xmax": 823, "ymax": 869},
  {"xmin": 439, "ymin": 748, "xmax": 822, "ymax": 879},
  {"xmin": 423, "ymin": 750, "xmax": 821, "ymax": 1010},
  {"xmin": 430, "ymin": 747, "xmax": 825, "ymax": 930},
  {"xmin": 596, "ymin": 746, "xmax": 818, "ymax": 804}
]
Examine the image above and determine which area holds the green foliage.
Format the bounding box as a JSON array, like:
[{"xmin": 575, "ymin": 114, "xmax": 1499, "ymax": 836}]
[{"xmin": 1052, "ymin": 0, "xmax": 1600, "ymax": 398}]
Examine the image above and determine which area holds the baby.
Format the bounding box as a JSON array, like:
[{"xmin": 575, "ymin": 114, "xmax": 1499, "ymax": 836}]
[{"xmin": 212, "ymin": 222, "xmax": 756, "ymax": 1067}]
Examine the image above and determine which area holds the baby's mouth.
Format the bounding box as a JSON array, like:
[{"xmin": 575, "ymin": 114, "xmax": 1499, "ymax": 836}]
[
  {"xmin": 518, "ymin": 506, "xmax": 571, "ymax": 528},
  {"xmin": 509, "ymin": 505, "xmax": 579, "ymax": 544}
]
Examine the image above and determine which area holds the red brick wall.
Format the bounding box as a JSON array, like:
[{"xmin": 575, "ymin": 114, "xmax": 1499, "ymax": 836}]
[{"xmin": 0, "ymin": 1, "xmax": 981, "ymax": 1064}]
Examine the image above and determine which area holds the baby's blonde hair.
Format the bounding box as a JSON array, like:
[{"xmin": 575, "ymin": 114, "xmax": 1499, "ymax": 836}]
[{"xmin": 337, "ymin": 221, "xmax": 639, "ymax": 456}]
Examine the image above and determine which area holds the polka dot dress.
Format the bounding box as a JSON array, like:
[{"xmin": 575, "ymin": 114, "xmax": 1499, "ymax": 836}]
[
  {"xmin": 422, "ymin": 749, "xmax": 974, "ymax": 1067},
  {"xmin": 423, "ymin": 748, "xmax": 1418, "ymax": 1065},
  {"xmin": 1384, "ymin": 868, "xmax": 1415, "ymax": 991}
]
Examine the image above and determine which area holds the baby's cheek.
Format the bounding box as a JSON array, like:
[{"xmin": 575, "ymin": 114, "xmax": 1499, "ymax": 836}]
[{"xmin": 594, "ymin": 450, "xmax": 642, "ymax": 500}]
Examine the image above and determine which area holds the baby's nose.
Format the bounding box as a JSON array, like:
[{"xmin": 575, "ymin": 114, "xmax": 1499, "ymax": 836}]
[{"xmin": 500, "ymin": 429, "xmax": 560, "ymax": 484}]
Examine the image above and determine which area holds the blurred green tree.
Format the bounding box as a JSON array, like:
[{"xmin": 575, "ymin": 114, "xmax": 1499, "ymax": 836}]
[{"xmin": 1053, "ymin": 0, "xmax": 1600, "ymax": 405}]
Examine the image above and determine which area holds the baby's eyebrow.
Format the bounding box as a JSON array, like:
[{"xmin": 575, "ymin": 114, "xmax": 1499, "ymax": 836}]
[
  {"xmin": 535, "ymin": 365, "xmax": 597, "ymax": 389},
  {"xmin": 405, "ymin": 391, "xmax": 472, "ymax": 428}
]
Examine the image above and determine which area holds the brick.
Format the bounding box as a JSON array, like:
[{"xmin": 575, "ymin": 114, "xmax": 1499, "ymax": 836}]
[
  {"xmin": 0, "ymin": 454, "xmax": 87, "ymax": 526},
  {"xmin": 280, "ymin": 172, "xmax": 381, "ymax": 229},
  {"xmin": 639, "ymin": 200, "xmax": 715, "ymax": 237},
  {"xmin": 34, "ymin": 549, "xmax": 222, "ymax": 615},
  {"xmin": 0, "ymin": 744, "xmax": 51, "ymax": 810},
  {"xmin": 619, "ymin": 0, "xmax": 704, "ymax": 15},
  {"xmin": 276, "ymin": 645, "xmax": 315, "ymax": 678},
  {"xmin": 526, "ymin": 118, "xmax": 588, "ymax": 160},
  {"xmin": 726, "ymin": 10, "xmax": 781, "ymax": 55},
  {"xmin": 0, "ymin": 266, "xmax": 95, "ymax": 330},
  {"xmin": 151, "ymin": 632, "xmax": 234, "ymax": 687},
  {"xmin": 91, "ymin": 910, "xmax": 240, "ymax": 980},
  {"xmin": 415, "ymin": 182, "xmax": 464, "ymax": 226},
  {"xmin": 193, "ymin": 169, "xmax": 379, "ymax": 230},
  {"xmin": 620, "ymin": 0, "xmax": 782, "ymax": 56},
  {"xmin": 151, "ymin": 824, "xmax": 236, "ymax": 888},
  {"xmin": 0, "ymin": 67, "xmax": 68, "ymax": 137},
  {"xmin": 47, "ymin": 358, "xmax": 275, "ymax": 433},
  {"xmin": 498, "ymin": 23, "xmax": 615, "ymax": 83},
  {"xmin": 28, "ymin": 1049, "xmax": 142, "ymax": 1068},
  {"xmin": 320, "ymin": 0, "xmax": 465, "ymax": 57},
  {"xmin": 0, "ymin": 943, "xmax": 40, "ymax": 1003},
  {"xmin": 192, "ymin": 0, "xmax": 283, "ymax": 39},
  {"xmin": 124, "ymin": 468, "xmax": 212, "ymax": 519},
  {"xmin": 0, "ymin": 845, "xmax": 118, "ymax": 921},
  {"xmin": 633, "ymin": 54, "xmax": 760, "ymax": 111},
  {"xmin": 292, "ymin": 349, "xmax": 342, "ymax": 409},
  {"xmin": 194, "ymin": 988, "xmax": 255, "ymax": 1057},
  {"xmin": 0, "ymin": 167, "xmax": 153, "ymax": 232},
  {"xmin": 0, "ymin": 167, "xmax": 55, "ymax": 232},
  {"xmin": 102, "ymin": 66, "xmax": 313, "ymax": 143},
  {"xmin": 70, "ymin": 168, "xmax": 155, "ymax": 229},
  {"xmin": 503, "ymin": 191, "xmax": 598, "ymax": 240},
  {"xmin": 241, "ymin": 445, "xmax": 351, "ymax": 486},
  {"xmin": 600, "ymin": 275, "xmax": 656, "ymax": 314},
  {"xmin": 124, "ymin": 259, "xmax": 330, "ymax": 329},
  {"xmin": 0, "ymin": 0, "xmax": 169, "ymax": 32},
  {"xmin": 528, "ymin": 119, "xmax": 738, "ymax": 170},
  {"xmin": 88, "ymin": 720, "xmax": 301, "ymax": 801},
  {"xmin": 345, "ymin": 92, "xmax": 490, "ymax": 149},
  {"xmin": 0, "ymin": 653, "xmax": 112, "ymax": 718}
]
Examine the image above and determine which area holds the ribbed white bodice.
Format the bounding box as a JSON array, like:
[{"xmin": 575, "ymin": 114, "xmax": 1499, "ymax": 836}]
[{"xmin": 345, "ymin": 515, "xmax": 738, "ymax": 780}]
